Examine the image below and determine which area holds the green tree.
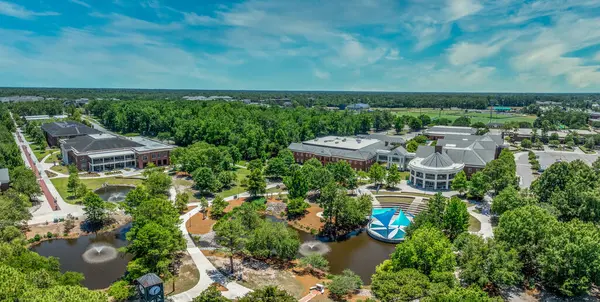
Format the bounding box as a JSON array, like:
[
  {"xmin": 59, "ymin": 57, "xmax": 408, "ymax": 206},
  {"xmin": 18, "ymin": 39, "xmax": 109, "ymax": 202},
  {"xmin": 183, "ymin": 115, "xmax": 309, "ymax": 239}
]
[
  {"xmin": 199, "ymin": 197, "xmax": 209, "ymax": 219},
  {"xmin": 217, "ymin": 171, "xmax": 235, "ymax": 188},
  {"xmin": 491, "ymin": 186, "xmax": 534, "ymax": 216},
  {"xmin": 538, "ymin": 220, "xmax": 600, "ymax": 296},
  {"xmin": 193, "ymin": 284, "xmax": 229, "ymax": 302},
  {"xmin": 283, "ymin": 168, "xmax": 309, "ymax": 199},
  {"xmin": 9, "ymin": 167, "xmax": 41, "ymax": 200},
  {"xmin": 494, "ymin": 205, "xmax": 557, "ymax": 273},
  {"xmin": 406, "ymin": 140, "xmax": 420, "ymax": 152},
  {"xmin": 423, "ymin": 285, "xmax": 502, "ymax": 302},
  {"xmin": 175, "ymin": 192, "xmax": 189, "ymax": 213},
  {"xmin": 67, "ymin": 167, "xmax": 80, "ymax": 193},
  {"xmin": 371, "ymin": 268, "xmax": 431, "ymax": 302},
  {"xmin": 82, "ymin": 192, "xmax": 107, "ymax": 227},
  {"xmin": 450, "ymin": 171, "xmax": 468, "ymax": 196},
  {"xmin": 286, "ymin": 197, "xmax": 309, "ymax": 219},
  {"xmin": 521, "ymin": 138, "xmax": 532, "ymax": 149},
  {"xmin": 265, "ymin": 157, "xmax": 287, "ymax": 179},
  {"xmin": 443, "ymin": 197, "xmax": 469, "ymax": 241},
  {"xmin": 467, "ymin": 172, "xmax": 489, "ymax": 200},
  {"xmin": 394, "ymin": 116, "xmax": 405, "ymax": 133},
  {"xmin": 369, "ymin": 164, "xmax": 386, "ymax": 186},
  {"xmin": 454, "ymin": 234, "xmax": 522, "ymax": 291},
  {"xmin": 0, "ymin": 191, "xmax": 32, "ymax": 229},
  {"xmin": 408, "ymin": 117, "xmax": 423, "ymax": 131},
  {"xmin": 385, "ymin": 164, "xmax": 402, "ymax": 188},
  {"xmin": 210, "ymin": 195, "xmax": 228, "ymax": 219},
  {"xmin": 74, "ymin": 182, "xmax": 88, "ymax": 199},
  {"xmin": 328, "ymin": 269, "xmax": 363, "ymax": 301},
  {"xmin": 327, "ymin": 160, "xmax": 357, "ymax": 189},
  {"xmin": 246, "ymin": 221, "xmax": 300, "ymax": 260},
  {"xmin": 238, "ymin": 286, "xmax": 296, "ymax": 302},
  {"xmin": 247, "ymin": 168, "xmax": 266, "ymax": 197},
  {"xmin": 390, "ymin": 226, "xmax": 456, "ymax": 276},
  {"xmin": 144, "ymin": 170, "xmax": 172, "ymax": 196},
  {"xmin": 193, "ymin": 167, "xmax": 219, "ymax": 194},
  {"xmin": 213, "ymin": 218, "xmax": 247, "ymax": 273}
]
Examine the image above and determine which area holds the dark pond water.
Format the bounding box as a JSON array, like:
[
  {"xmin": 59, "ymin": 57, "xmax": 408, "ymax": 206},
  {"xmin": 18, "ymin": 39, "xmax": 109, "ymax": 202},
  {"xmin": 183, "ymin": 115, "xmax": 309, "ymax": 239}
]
[
  {"xmin": 266, "ymin": 216, "xmax": 397, "ymax": 284},
  {"xmin": 94, "ymin": 185, "xmax": 134, "ymax": 202},
  {"xmin": 296, "ymin": 230, "xmax": 396, "ymax": 284},
  {"xmin": 30, "ymin": 224, "xmax": 132, "ymax": 289}
]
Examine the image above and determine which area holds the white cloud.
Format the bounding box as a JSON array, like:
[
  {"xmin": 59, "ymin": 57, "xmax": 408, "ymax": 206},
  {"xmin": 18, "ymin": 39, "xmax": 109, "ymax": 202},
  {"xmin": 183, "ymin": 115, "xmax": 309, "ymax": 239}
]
[
  {"xmin": 0, "ymin": 1, "xmax": 59, "ymax": 19},
  {"xmin": 595, "ymin": 52, "xmax": 600, "ymax": 62},
  {"xmin": 314, "ymin": 69, "xmax": 330, "ymax": 80},
  {"xmin": 183, "ymin": 12, "xmax": 219, "ymax": 25},
  {"xmin": 90, "ymin": 13, "xmax": 182, "ymax": 31},
  {"xmin": 447, "ymin": 42, "xmax": 501, "ymax": 65},
  {"xmin": 385, "ymin": 49, "xmax": 401, "ymax": 60},
  {"xmin": 69, "ymin": 0, "xmax": 90, "ymax": 8},
  {"xmin": 447, "ymin": 0, "xmax": 483, "ymax": 21}
]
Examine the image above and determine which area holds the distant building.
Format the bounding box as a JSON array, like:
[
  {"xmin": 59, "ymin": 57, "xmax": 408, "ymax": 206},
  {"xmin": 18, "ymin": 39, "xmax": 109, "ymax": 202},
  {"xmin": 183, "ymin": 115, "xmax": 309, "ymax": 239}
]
[
  {"xmin": 60, "ymin": 134, "xmax": 174, "ymax": 172},
  {"xmin": 408, "ymin": 134, "xmax": 507, "ymax": 189},
  {"xmin": 365, "ymin": 133, "xmax": 406, "ymax": 147},
  {"xmin": 24, "ymin": 115, "xmax": 68, "ymax": 122},
  {"xmin": 288, "ymin": 136, "xmax": 387, "ymax": 170},
  {"xmin": 41, "ymin": 121, "xmax": 101, "ymax": 147},
  {"xmin": 0, "ymin": 168, "xmax": 9, "ymax": 191},
  {"xmin": 423, "ymin": 126, "xmax": 477, "ymax": 140},
  {"xmin": 511, "ymin": 128, "xmax": 597, "ymax": 142},
  {"xmin": 493, "ymin": 106, "xmax": 512, "ymax": 112},
  {"xmin": 346, "ymin": 103, "xmax": 370, "ymax": 111}
]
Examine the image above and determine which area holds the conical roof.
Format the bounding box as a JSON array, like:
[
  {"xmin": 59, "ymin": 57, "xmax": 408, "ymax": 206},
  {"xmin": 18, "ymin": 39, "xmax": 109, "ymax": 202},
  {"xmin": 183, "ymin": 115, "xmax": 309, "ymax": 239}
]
[{"xmin": 421, "ymin": 152, "xmax": 454, "ymax": 168}]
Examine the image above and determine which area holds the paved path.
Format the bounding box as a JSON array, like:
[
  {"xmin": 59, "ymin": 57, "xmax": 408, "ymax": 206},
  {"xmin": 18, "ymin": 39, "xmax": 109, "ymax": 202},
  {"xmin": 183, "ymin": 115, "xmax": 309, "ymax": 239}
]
[
  {"xmin": 468, "ymin": 206, "xmax": 493, "ymax": 238},
  {"xmin": 170, "ymin": 205, "xmax": 252, "ymax": 301},
  {"xmin": 11, "ymin": 123, "xmax": 84, "ymax": 225},
  {"xmin": 298, "ymin": 290, "xmax": 320, "ymax": 302}
]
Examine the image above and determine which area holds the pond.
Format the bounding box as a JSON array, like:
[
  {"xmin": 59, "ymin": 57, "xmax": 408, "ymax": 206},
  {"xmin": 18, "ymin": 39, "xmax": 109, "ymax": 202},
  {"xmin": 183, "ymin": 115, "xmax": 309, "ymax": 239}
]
[
  {"xmin": 266, "ymin": 216, "xmax": 397, "ymax": 284},
  {"xmin": 30, "ymin": 224, "xmax": 132, "ymax": 289},
  {"xmin": 94, "ymin": 185, "xmax": 134, "ymax": 203}
]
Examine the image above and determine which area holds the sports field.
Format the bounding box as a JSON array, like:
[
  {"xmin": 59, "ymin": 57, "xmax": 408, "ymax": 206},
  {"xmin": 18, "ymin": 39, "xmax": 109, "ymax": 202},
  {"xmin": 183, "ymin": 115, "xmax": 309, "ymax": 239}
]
[{"xmin": 379, "ymin": 108, "xmax": 537, "ymax": 125}]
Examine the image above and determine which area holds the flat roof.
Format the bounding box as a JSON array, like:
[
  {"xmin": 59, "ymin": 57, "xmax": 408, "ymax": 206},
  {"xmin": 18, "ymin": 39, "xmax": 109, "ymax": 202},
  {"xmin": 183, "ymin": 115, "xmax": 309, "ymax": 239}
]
[{"xmin": 302, "ymin": 136, "xmax": 380, "ymax": 151}]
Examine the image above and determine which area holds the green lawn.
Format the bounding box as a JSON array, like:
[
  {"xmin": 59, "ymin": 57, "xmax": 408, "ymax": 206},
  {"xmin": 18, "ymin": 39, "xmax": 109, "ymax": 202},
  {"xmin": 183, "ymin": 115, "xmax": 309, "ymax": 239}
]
[
  {"xmin": 217, "ymin": 167, "xmax": 250, "ymax": 198},
  {"xmin": 33, "ymin": 148, "xmax": 58, "ymax": 161},
  {"xmin": 44, "ymin": 151, "xmax": 61, "ymax": 164},
  {"xmin": 381, "ymin": 108, "xmax": 537, "ymax": 125},
  {"xmin": 469, "ymin": 214, "xmax": 481, "ymax": 232},
  {"xmin": 376, "ymin": 196, "xmax": 415, "ymax": 204},
  {"xmin": 50, "ymin": 165, "xmax": 69, "ymax": 174},
  {"xmin": 51, "ymin": 177, "xmax": 143, "ymax": 204}
]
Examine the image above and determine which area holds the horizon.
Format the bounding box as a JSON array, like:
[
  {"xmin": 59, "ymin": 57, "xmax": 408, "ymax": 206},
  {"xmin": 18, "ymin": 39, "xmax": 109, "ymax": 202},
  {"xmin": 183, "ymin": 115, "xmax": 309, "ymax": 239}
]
[{"xmin": 1, "ymin": 1, "xmax": 599, "ymax": 92}]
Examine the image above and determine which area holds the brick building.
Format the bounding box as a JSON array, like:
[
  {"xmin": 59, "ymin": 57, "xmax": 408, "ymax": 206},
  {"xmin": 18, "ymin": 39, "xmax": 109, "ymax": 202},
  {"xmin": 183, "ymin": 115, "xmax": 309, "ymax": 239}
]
[
  {"xmin": 60, "ymin": 134, "xmax": 173, "ymax": 172},
  {"xmin": 288, "ymin": 136, "xmax": 388, "ymax": 170}
]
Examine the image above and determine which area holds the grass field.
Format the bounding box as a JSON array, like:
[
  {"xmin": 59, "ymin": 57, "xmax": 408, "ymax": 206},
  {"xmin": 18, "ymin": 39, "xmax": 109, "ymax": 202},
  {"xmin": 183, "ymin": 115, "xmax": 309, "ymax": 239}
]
[
  {"xmin": 376, "ymin": 196, "xmax": 415, "ymax": 204},
  {"xmin": 50, "ymin": 165, "xmax": 69, "ymax": 174},
  {"xmin": 44, "ymin": 151, "xmax": 61, "ymax": 164},
  {"xmin": 217, "ymin": 167, "xmax": 250, "ymax": 198},
  {"xmin": 51, "ymin": 176, "xmax": 143, "ymax": 204},
  {"xmin": 380, "ymin": 108, "xmax": 536, "ymax": 125}
]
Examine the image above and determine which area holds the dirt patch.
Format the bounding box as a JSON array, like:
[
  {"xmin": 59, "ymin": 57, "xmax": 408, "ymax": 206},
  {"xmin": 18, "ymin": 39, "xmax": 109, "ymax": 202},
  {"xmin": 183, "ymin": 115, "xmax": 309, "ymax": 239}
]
[
  {"xmin": 164, "ymin": 252, "xmax": 200, "ymax": 296},
  {"xmin": 186, "ymin": 198, "xmax": 246, "ymax": 235},
  {"xmin": 289, "ymin": 203, "xmax": 325, "ymax": 233},
  {"xmin": 26, "ymin": 213, "xmax": 130, "ymax": 240}
]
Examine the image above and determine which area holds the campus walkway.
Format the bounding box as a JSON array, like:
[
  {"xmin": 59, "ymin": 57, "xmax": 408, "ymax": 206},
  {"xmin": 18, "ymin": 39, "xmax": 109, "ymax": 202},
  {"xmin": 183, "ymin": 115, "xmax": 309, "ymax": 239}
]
[{"xmin": 11, "ymin": 120, "xmax": 84, "ymax": 224}]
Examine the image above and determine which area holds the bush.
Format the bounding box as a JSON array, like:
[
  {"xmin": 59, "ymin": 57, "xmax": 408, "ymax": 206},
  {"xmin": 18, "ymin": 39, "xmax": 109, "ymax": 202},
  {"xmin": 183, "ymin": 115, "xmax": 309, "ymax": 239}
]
[
  {"xmin": 300, "ymin": 254, "xmax": 329, "ymax": 273},
  {"xmin": 108, "ymin": 280, "xmax": 132, "ymax": 302},
  {"xmin": 46, "ymin": 232, "xmax": 53, "ymax": 238},
  {"xmin": 328, "ymin": 269, "xmax": 363, "ymax": 300},
  {"xmin": 521, "ymin": 139, "xmax": 532, "ymax": 149},
  {"xmin": 34, "ymin": 234, "xmax": 41, "ymax": 241}
]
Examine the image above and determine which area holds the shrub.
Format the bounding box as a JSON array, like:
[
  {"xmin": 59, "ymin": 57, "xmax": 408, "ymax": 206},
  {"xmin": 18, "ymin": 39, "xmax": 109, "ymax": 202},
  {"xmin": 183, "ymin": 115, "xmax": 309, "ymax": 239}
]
[
  {"xmin": 300, "ymin": 254, "xmax": 329, "ymax": 273},
  {"xmin": 34, "ymin": 234, "xmax": 41, "ymax": 241},
  {"xmin": 328, "ymin": 269, "xmax": 363, "ymax": 300},
  {"xmin": 46, "ymin": 232, "xmax": 53, "ymax": 238},
  {"xmin": 108, "ymin": 280, "xmax": 132, "ymax": 302}
]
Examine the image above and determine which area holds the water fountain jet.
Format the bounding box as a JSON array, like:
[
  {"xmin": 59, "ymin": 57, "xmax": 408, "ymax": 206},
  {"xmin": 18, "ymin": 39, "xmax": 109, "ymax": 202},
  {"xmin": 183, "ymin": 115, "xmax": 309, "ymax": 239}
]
[
  {"xmin": 82, "ymin": 243, "xmax": 118, "ymax": 264},
  {"xmin": 298, "ymin": 240, "xmax": 331, "ymax": 256}
]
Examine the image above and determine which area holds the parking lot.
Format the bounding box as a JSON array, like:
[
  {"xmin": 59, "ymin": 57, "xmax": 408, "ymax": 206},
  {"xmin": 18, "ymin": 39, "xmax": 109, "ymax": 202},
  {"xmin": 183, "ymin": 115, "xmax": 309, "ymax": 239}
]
[{"xmin": 516, "ymin": 149, "xmax": 598, "ymax": 188}]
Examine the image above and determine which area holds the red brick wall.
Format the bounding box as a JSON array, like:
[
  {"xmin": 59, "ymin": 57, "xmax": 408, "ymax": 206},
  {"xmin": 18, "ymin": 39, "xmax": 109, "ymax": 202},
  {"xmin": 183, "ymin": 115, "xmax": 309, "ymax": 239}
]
[
  {"xmin": 292, "ymin": 151, "xmax": 373, "ymax": 170},
  {"xmin": 464, "ymin": 166, "xmax": 483, "ymax": 178},
  {"xmin": 137, "ymin": 150, "xmax": 170, "ymax": 168}
]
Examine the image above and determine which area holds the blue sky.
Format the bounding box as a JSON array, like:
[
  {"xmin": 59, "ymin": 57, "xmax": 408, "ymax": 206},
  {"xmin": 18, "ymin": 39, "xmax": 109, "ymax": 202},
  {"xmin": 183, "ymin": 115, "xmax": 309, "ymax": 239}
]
[{"xmin": 1, "ymin": 0, "xmax": 600, "ymax": 92}]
